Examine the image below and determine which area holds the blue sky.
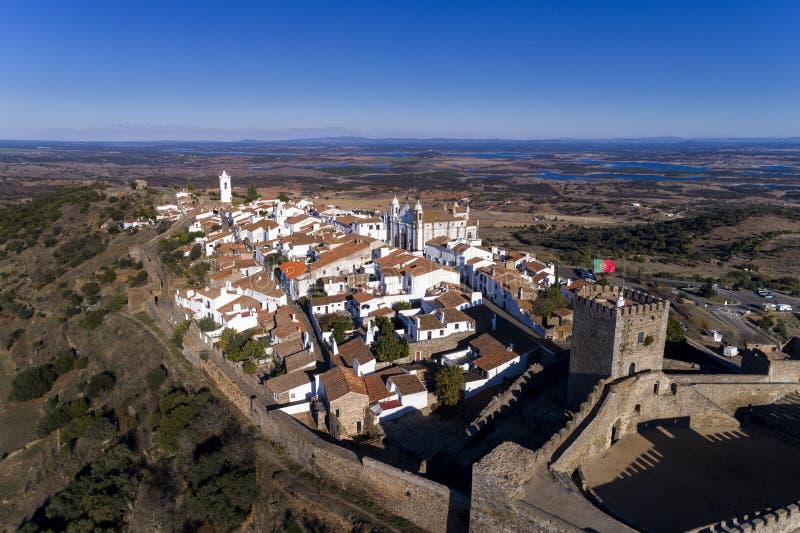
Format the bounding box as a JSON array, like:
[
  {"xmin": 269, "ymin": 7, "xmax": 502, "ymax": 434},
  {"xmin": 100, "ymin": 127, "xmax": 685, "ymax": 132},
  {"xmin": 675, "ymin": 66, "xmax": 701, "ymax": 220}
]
[{"xmin": 1, "ymin": 1, "xmax": 798, "ymax": 140}]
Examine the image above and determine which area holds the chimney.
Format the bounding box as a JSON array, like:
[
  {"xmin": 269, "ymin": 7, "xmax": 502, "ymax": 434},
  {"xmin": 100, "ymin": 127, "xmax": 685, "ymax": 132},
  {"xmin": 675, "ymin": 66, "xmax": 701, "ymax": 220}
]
[
  {"xmin": 331, "ymin": 336, "xmax": 339, "ymax": 355},
  {"xmin": 291, "ymin": 312, "xmax": 297, "ymax": 322},
  {"xmin": 491, "ymin": 313, "xmax": 497, "ymax": 331},
  {"xmin": 507, "ymin": 342, "xmax": 515, "ymax": 352}
]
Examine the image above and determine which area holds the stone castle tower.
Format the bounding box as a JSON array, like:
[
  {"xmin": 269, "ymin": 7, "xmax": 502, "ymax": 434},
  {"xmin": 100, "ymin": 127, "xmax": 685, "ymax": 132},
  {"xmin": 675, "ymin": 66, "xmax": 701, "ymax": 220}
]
[
  {"xmin": 219, "ymin": 169, "xmax": 232, "ymax": 204},
  {"xmin": 567, "ymin": 285, "xmax": 669, "ymax": 405}
]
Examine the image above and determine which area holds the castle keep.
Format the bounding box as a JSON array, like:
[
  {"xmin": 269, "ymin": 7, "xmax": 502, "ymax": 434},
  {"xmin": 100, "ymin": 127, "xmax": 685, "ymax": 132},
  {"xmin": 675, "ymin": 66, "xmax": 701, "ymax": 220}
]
[{"xmin": 567, "ymin": 285, "xmax": 669, "ymax": 404}]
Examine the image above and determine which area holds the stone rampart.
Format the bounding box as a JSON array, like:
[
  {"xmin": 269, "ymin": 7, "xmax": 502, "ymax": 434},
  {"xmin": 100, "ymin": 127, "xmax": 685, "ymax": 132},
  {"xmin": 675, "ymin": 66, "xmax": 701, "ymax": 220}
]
[
  {"xmin": 195, "ymin": 337, "xmax": 468, "ymax": 533},
  {"xmin": 470, "ymin": 442, "xmax": 580, "ymax": 532},
  {"xmin": 251, "ymin": 408, "xmax": 469, "ymax": 533},
  {"xmin": 464, "ymin": 362, "xmax": 544, "ymax": 438},
  {"xmin": 691, "ymin": 500, "xmax": 800, "ymax": 532},
  {"xmin": 689, "ymin": 382, "xmax": 800, "ymax": 415},
  {"xmin": 552, "ymin": 372, "xmax": 739, "ymax": 474}
]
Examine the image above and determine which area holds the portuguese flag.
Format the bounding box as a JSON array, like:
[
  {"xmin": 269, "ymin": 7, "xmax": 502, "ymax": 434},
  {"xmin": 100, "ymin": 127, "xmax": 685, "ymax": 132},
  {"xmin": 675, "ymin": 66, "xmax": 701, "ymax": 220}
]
[{"xmin": 593, "ymin": 259, "xmax": 616, "ymax": 274}]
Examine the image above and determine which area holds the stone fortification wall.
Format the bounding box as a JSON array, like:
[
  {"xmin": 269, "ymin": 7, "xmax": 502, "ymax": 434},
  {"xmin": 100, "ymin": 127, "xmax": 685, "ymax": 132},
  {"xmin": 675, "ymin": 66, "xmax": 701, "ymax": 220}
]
[
  {"xmin": 689, "ymin": 382, "xmax": 800, "ymax": 415},
  {"xmin": 552, "ymin": 372, "xmax": 739, "ymax": 474},
  {"xmin": 251, "ymin": 408, "xmax": 469, "ymax": 533},
  {"xmin": 690, "ymin": 500, "xmax": 800, "ymax": 533},
  {"xmin": 464, "ymin": 362, "xmax": 544, "ymax": 439},
  {"xmin": 197, "ymin": 338, "xmax": 468, "ymax": 533},
  {"xmin": 470, "ymin": 442, "xmax": 580, "ymax": 533}
]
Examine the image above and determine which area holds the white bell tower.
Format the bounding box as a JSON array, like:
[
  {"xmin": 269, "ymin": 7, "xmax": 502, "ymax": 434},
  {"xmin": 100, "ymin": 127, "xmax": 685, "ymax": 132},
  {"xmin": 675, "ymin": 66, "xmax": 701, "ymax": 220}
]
[{"xmin": 219, "ymin": 170, "xmax": 232, "ymax": 203}]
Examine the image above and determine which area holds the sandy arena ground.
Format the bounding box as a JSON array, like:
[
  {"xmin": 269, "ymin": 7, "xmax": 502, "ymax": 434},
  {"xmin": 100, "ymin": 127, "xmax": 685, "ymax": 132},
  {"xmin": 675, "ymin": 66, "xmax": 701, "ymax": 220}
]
[{"xmin": 581, "ymin": 425, "xmax": 800, "ymax": 532}]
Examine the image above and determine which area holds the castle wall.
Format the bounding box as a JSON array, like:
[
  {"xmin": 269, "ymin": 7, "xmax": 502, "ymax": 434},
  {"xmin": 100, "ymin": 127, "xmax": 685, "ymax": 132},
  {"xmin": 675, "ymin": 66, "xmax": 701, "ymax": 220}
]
[
  {"xmin": 192, "ymin": 320, "xmax": 468, "ymax": 533},
  {"xmin": 552, "ymin": 372, "xmax": 739, "ymax": 475}
]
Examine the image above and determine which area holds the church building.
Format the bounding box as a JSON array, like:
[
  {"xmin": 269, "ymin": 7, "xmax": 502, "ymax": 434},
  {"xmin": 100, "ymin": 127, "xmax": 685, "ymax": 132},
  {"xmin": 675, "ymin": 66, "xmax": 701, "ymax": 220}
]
[{"xmin": 384, "ymin": 196, "xmax": 478, "ymax": 252}]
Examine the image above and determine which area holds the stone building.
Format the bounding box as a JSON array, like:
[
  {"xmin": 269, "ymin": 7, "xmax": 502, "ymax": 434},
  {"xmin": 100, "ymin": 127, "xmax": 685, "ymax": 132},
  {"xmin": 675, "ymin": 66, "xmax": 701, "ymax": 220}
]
[
  {"xmin": 567, "ymin": 285, "xmax": 669, "ymax": 405},
  {"xmin": 318, "ymin": 366, "xmax": 369, "ymax": 439},
  {"xmin": 385, "ymin": 197, "xmax": 478, "ymax": 252}
]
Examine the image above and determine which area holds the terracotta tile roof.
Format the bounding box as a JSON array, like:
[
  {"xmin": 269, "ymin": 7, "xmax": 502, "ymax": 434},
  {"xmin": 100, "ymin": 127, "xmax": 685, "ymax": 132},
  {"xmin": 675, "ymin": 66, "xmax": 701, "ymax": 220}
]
[
  {"xmin": 437, "ymin": 308, "xmax": 474, "ymax": 324},
  {"xmin": 388, "ymin": 373, "xmax": 427, "ymax": 395},
  {"xmin": 352, "ymin": 291, "xmax": 378, "ymax": 304},
  {"xmin": 266, "ymin": 370, "xmax": 313, "ymax": 394},
  {"xmin": 473, "ymin": 349, "xmax": 519, "ymax": 373},
  {"xmin": 312, "ymin": 241, "xmax": 369, "ymax": 269},
  {"xmin": 523, "ymin": 259, "xmax": 548, "ymax": 273},
  {"xmin": 320, "ymin": 366, "xmax": 367, "ymax": 402},
  {"xmin": 311, "ymin": 294, "xmax": 348, "ymax": 306},
  {"xmin": 273, "ymin": 338, "xmax": 306, "ymax": 359},
  {"xmin": 242, "ymin": 219, "xmax": 278, "ymax": 231},
  {"xmin": 416, "ymin": 314, "xmax": 444, "ymax": 331},
  {"xmin": 218, "ymin": 295, "xmax": 261, "ymax": 314},
  {"xmin": 337, "ymin": 337, "xmax": 375, "ymax": 367},
  {"xmin": 334, "ymin": 215, "xmax": 357, "ymax": 226},
  {"xmin": 363, "ymin": 368, "xmax": 404, "ymax": 402},
  {"xmin": 469, "ymin": 333, "xmax": 507, "ymax": 356},
  {"xmin": 532, "ymin": 271, "xmax": 550, "ymax": 284},
  {"xmin": 369, "ymin": 307, "xmax": 395, "ymax": 318},
  {"xmin": 379, "ymin": 399, "xmax": 402, "ymax": 410},
  {"xmin": 426, "ymin": 235, "xmax": 451, "ymax": 247},
  {"xmin": 422, "ymin": 211, "xmax": 460, "ymax": 223},
  {"xmin": 565, "ymin": 279, "xmax": 591, "ymax": 291},
  {"xmin": 277, "ymin": 261, "xmax": 308, "ymax": 280},
  {"xmin": 286, "ymin": 214, "xmax": 316, "ymax": 225},
  {"xmin": 553, "ymin": 308, "xmax": 573, "ymax": 318},
  {"xmin": 436, "ymin": 291, "xmax": 469, "ymax": 308},
  {"xmin": 284, "ymin": 350, "xmax": 316, "ymax": 373}
]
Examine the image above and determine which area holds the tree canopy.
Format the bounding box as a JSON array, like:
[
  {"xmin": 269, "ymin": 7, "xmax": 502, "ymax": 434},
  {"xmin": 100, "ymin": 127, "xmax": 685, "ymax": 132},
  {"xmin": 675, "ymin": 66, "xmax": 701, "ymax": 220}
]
[{"xmin": 434, "ymin": 365, "xmax": 464, "ymax": 407}]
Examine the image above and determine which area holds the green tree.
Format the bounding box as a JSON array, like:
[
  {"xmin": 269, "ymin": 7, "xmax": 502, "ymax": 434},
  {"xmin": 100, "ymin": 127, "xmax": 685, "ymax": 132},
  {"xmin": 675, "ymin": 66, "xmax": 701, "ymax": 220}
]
[
  {"xmin": 242, "ymin": 361, "xmax": 257, "ymax": 375},
  {"xmin": 665, "ymin": 316, "xmax": 686, "ymax": 345},
  {"xmin": 698, "ymin": 282, "xmax": 717, "ymax": 298},
  {"xmin": 328, "ymin": 315, "xmax": 353, "ymax": 345},
  {"xmin": 531, "ymin": 285, "xmax": 567, "ymax": 318},
  {"xmin": 277, "ymin": 192, "xmax": 290, "ymax": 202},
  {"xmin": 774, "ymin": 320, "xmax": 789, "ymax": 340},
  {"xmin": 245, "ymin": 184, "xmax": 259, "ymax": 203},
  {"xmin": 197, "ymin": 316, "xmax": 221, "ymax": 332},
  {"xmin": 372, "ymin": 316, "xmax": 409, "ymax": 362},
  {"xmin": 189, "ymin": 243, "xmax": 203, "ymax": 260},
  {"xmin": 146, "ymin": 365, "xmax": 167, "ymax": 392},
  {"xmin": 434, "ymin": 365, "xmax": 464, "ymax": 407}
]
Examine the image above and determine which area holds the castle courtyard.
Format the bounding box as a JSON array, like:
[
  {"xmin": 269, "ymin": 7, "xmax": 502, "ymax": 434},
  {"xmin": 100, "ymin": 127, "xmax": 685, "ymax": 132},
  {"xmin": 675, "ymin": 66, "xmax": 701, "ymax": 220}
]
[{"xmin": 581, "ymin": 425, "xmax": 800, "ymax": 532}]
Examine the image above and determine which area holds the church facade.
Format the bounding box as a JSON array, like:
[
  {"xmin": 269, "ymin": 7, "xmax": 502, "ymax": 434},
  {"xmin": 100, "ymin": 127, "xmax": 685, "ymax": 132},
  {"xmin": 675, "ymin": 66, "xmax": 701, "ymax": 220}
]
[{"xmin": 384, "ymin": 196, "xmax": 478, "ymax": 252}]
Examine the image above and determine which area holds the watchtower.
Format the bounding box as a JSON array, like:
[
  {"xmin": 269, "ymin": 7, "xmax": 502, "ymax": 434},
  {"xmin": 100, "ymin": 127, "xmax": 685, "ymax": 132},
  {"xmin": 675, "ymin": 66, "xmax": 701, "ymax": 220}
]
[{"xmin": 567, "ymin": 285, "xmax": 669, "ymax": 405}]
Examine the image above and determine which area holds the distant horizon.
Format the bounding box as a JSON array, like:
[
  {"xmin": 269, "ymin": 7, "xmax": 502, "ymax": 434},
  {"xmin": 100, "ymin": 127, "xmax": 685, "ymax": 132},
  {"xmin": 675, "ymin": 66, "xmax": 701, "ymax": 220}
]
[{"xmin": 2, "ymin": 134, "xmax": 800, "ymax": 145}]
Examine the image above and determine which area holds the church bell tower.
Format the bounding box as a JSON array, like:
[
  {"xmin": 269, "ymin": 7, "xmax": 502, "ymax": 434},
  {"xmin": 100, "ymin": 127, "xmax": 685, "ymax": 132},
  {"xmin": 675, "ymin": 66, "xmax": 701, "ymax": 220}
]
[{"xmin": 219, "ymin": 170, "xmax": 232, "ymax": 204}]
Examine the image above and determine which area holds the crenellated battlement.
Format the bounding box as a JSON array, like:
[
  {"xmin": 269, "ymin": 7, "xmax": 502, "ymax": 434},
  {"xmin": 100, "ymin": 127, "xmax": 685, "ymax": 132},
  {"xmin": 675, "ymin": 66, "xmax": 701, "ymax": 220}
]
[{"xmin": 575, "ymin": 284, "xmax": 669, "ymax": 319}]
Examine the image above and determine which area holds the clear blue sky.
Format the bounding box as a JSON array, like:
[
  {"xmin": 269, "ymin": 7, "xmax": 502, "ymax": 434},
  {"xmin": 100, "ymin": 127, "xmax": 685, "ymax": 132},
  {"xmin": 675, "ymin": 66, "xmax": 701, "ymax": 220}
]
[{"xmin": 1, "ymin": 1, "xmax": 798, "ymax": 140}]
